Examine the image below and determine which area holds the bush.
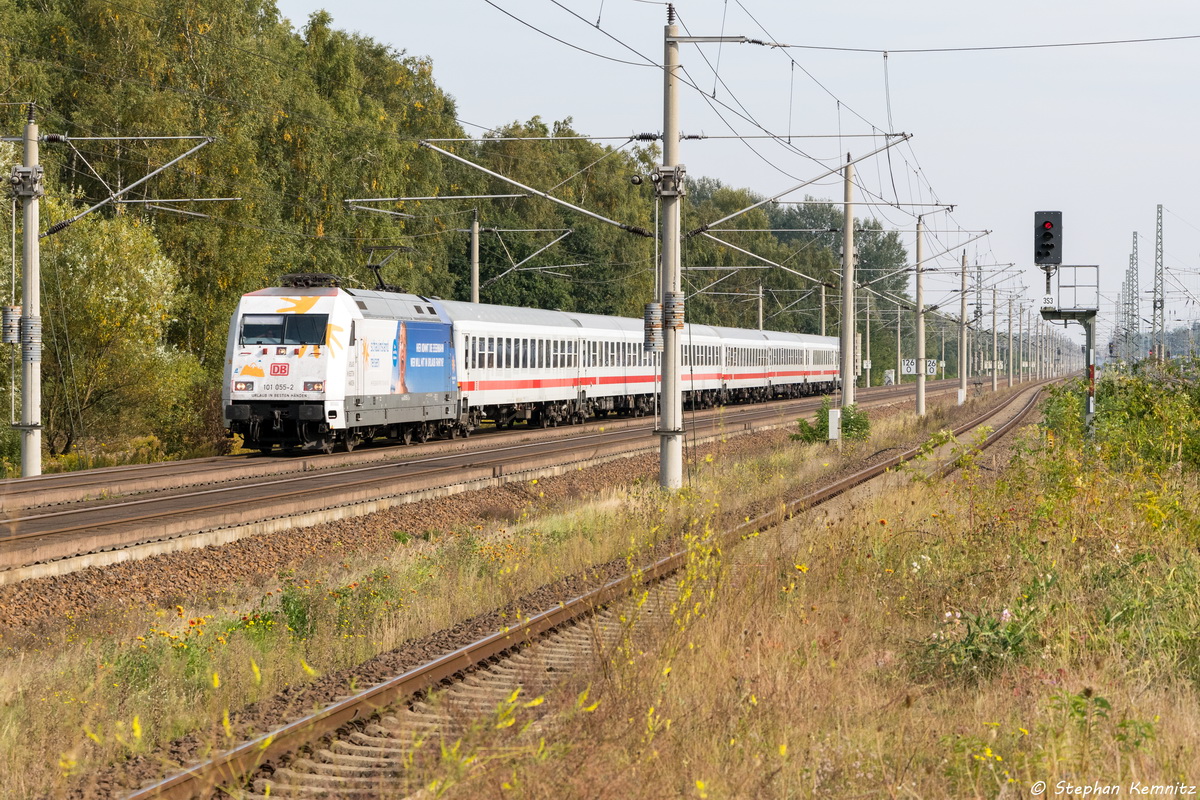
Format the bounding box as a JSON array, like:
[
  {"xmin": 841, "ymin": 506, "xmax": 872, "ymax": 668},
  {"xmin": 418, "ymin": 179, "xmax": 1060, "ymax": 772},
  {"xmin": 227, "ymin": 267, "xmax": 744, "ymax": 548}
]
[{"xmin": 792, "ymin": 397, "xmax": 870, "ymax": 443}]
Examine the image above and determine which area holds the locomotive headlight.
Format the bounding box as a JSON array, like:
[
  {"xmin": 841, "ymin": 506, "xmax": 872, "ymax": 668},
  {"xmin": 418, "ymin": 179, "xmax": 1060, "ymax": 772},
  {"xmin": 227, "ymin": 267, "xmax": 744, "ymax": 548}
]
[
  {"xmin": 304, "ymin": 381, "xmax": 325, "ymax": 392},
  {"xmin": 233, "ymin": 380, "xmax": 254, "ymax": 392}
]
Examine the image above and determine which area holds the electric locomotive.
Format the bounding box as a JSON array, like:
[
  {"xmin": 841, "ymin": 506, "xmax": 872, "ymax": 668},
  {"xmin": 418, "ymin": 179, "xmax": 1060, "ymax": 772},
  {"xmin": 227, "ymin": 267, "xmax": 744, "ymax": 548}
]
[{"xmin": 223, "ymin": 276, "xmax": 465, "ymax": 453}]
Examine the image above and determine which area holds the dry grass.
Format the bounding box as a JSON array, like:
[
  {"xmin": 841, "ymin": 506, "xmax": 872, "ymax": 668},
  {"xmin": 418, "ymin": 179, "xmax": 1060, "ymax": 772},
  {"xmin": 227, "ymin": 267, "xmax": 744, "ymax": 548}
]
[
  {"xmin": 402, "ymin": 410, "xmax": 1200, "ymax": 797},
  {"xmin": 0, "ymin": 392, "xmax": 1010, "ymax": 798},
  {"xmin": 0, "ymin": 480, "xmax": 673, "ymax": 798}
]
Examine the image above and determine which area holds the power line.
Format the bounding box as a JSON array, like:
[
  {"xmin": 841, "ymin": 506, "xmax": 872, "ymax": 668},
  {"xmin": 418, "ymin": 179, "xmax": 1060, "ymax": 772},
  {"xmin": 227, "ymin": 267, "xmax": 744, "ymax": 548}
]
[{"xmin": 780, "ymin": 33, "xmax": 1200, "ymax": 55}]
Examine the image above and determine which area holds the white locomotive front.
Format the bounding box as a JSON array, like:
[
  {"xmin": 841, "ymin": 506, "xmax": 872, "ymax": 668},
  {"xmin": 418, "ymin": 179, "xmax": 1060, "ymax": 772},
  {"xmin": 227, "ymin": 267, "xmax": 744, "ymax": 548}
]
[{"xmin": 223, "ymin": 282, "xmax": 465, "ymax": 452}]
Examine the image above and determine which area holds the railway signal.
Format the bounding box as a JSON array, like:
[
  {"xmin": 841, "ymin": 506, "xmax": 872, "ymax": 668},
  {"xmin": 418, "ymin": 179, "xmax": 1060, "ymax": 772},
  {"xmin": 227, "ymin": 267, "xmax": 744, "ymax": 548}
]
[{"xmin": 1034, "ymin": 211, "xmax": 1062, "ymax": 265}]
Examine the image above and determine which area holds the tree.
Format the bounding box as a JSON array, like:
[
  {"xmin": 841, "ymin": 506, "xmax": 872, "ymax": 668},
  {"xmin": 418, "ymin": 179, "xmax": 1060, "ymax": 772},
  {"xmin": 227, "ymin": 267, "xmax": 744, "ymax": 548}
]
[{"xmin": 39, "ymin": 193, "xmax": 198, "ymax": 455}]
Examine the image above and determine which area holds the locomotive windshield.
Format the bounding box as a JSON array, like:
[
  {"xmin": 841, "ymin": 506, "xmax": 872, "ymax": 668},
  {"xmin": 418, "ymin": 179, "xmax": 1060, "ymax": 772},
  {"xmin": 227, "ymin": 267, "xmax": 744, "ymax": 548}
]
[{"xmin": 240, "ymin": 314, "xmax": 329, "ymax": 345}]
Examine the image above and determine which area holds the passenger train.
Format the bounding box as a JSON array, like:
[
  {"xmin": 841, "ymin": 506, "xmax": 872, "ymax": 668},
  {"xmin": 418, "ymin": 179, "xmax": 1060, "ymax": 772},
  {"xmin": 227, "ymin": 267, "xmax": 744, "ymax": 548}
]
[{"xmin": 222, "ymin": 276, "xmax": 840, "ymax": 452}]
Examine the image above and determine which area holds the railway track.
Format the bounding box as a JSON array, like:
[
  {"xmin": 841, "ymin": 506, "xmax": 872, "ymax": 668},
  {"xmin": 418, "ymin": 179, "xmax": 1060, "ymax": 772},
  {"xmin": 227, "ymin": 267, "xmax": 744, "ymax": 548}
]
[
  {"xmin": 123, "ymin": 381, "xmax": 1046, "ymax": 800},
  {"xmin": 0, "ymin": 380, "xmax": 958, "ymax": 513},
  {"xmin": 0, "ymin": 380, "xmax": 970, "ymax": 583}
]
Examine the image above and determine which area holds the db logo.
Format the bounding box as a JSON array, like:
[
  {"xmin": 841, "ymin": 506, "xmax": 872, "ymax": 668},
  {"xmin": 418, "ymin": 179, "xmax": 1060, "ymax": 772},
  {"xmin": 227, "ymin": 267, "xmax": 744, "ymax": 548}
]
[{"xmin": 269, "ymin": 363, "xmax": 290, "ymax": 377}]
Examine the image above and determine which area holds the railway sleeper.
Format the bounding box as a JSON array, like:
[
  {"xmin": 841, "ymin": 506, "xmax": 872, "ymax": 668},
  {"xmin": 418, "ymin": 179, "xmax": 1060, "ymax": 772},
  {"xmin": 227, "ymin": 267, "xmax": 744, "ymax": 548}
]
[
  {"xmin": 328, "ymin": 739, "xmax": 412, "ymax": 759},
  {"xmin": 294, "ymin": 758, "xmax": 393, "ymax": 777},
  {"xmin": 347, "ymin": 731, "xmax": 422, "ymax": 751},
  {"xmin": 373, "ymin": 710, "xmax": 453, "ymax": 732},
  {"xmin": 276, "ymin": 764, "xmax": 394, "ymax": 784},
  {"xmin": 252, "ymin": 778, "xmax": 378, "ymax": 798},
  {"xmin": 501, "ymin": 654, "xmax": 588, "ymax": 671},
  {"xmin": 314, "ymin": 743, "xmax": 393, "ymax": 762}
]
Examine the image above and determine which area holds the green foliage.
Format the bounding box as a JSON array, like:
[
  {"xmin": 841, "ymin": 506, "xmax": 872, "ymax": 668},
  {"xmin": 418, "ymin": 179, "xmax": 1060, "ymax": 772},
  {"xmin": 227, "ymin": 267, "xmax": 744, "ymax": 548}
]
[
  {"xmin": 918, "ymin": 572, "xmax": 1053, "ymax": 684},
  {"xmin": 278, "ymin": 584, "xmax": 316, "ymax": 640},
  {"xmin": 0, "ymin": 3, "xmax": 923, "ymax": 462},
  {"xmin": 791, "ymin": 397, "xmax": 869, "ymax": 443},
  {"xmin": 39, "ymin": 191, "xmax": 204, "ymax": 457},
  {"xmin": 923, "ymin": 609, "xmax": 1030, "ymax": 682},
  {"xmin": 1091, "ymin": 360, "xmax": 1200, "ymax": 469}
]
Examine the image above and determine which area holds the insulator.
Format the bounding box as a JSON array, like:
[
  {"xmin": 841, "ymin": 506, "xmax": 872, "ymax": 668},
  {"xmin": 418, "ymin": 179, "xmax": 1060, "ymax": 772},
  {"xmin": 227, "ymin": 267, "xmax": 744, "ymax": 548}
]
[
  {"xmin": 2, "ymin": 306, "xmax": 20, "ymax": 344},
  {"xmin": 633, "ymin": 132, "xmax": 659, "ymax": 141},
  {"xmin": 42, "ymin": 133, "xmax": 68, "ymax": 143},
  {"xmin": 20, "ymin": 315, "xmax": 40, "ymax": 363},
  {"xmin": 663, "ymin": 291, "xmax": 685, "ymax": 331},
  {"xmin": 643, "ymin": 302, "xmax": 663, "ymax": 352}
]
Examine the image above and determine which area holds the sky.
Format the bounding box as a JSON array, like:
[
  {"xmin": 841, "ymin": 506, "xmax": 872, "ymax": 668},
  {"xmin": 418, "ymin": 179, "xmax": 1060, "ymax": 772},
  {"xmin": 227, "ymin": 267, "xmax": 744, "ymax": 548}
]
[{"xmin": 275, "ymin": 0, "xmax": 1200, "ymax": 347}]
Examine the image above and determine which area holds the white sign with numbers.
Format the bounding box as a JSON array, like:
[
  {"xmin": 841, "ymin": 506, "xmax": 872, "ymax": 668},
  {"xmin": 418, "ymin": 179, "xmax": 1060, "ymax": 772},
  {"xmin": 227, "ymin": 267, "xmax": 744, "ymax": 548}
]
[
  {"xmin": 902, "ymin": 358, "xmax": 917, "ymax": 375},
  {"xmin": 926, "ymin": 359, "xmax": 937, "ymax": 375}
]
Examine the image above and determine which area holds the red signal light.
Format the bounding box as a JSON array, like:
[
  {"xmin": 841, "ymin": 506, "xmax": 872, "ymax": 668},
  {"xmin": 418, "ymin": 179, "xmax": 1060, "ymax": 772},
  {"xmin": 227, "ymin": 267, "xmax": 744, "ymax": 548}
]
[{"xmin": 1042, "ymin": 221, "xmax": 1054, "ymax": 230}]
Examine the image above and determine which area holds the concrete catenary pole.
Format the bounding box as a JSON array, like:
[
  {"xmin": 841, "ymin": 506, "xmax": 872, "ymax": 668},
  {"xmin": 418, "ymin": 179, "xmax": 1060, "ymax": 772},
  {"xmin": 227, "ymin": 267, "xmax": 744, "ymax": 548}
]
[
  {"xmin": 864, "ymin": 292, "xmax": 871, "ymax": 388},
  {"xmin": 958, "ymin": 250, "xmax": 967, "ymax": 404},
  {"xmin": 470, "ymin": 209, "xmax": 480, "ymax": 303},
  {"xmin": 991, "ymin": 287, "xmax": 998, "ymax": 392},
  {"xmin": 895, "ymin": 302, "xmax": 902, "ymax": 387},
  {"xmin": 659, "ymin": 8, "xmax": 684, "ymax": 489},
  {"xmin": 1020, "ymin": 307, "xmax": 1026, "ymax": 382},
  {"xmin": 757, "ymin": 283, "xmax": 763, "ymax": 330},
  {"xmin": 915, "ymin": 216, "xmax": 926, "ymax": 416},
  {"xmin": 1007, "ymin": 295, "xmax": 1014, "ymax": 388},
  {"xmin": 1038, "ymin": 322, "xmax": 1044, "ymax": 379},
  {"xmin": 840, "ymin": 155, "xmax": 855, "ymax": 407},
  {"xmin": 17, "ymin": 107, "xmax": 42, "ymax": 476},
  {"xmin": 1154, "ymin": 204, "xmax": 1165, "ymax": 360},
  {"xmin": 820, "ymin": 283, "xmax": 826, "ymax": 336}
]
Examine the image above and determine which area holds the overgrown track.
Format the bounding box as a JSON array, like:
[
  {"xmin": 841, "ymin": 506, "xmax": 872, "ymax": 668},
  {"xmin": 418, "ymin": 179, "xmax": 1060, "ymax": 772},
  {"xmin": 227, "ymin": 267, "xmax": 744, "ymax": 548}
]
[
  {"xmin": 0, "ymin": 380, "xmax": 966, "ymax": 580},
  {"xmin": 124, "ymin": 382, "xmax": 1046, "ymax": 800}
]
